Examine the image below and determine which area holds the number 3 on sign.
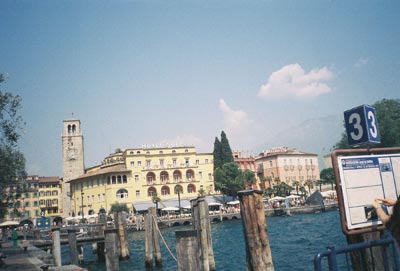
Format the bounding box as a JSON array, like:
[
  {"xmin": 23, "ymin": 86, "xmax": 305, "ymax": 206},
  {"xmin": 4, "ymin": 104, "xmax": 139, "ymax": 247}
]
[{"xmin": 344, "ymin": 105, "xmax": 380, "ymax": 146}]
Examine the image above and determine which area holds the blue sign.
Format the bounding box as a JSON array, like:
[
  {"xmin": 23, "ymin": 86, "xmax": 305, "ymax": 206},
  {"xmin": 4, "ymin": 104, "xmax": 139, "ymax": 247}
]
[{"xmin": 344, "ymin": 105, "xmax": 380, "ymax": 146}]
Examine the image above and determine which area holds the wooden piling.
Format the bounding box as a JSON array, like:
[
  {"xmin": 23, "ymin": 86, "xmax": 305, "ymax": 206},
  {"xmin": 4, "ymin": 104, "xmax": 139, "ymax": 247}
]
[
  {"xmin": 51, "ymin": 227, "xmax": 62, "ymax": 267},
  {"xmin": 176, "ymin": 229, "xmax": 200, "ymax": 271},
  {"xmin": 149, "ymin": 207, "xmax": 162, "ymax": 267},
  {"xmin": 96, "ymin": 213, "xmax": 107, "ymax": 261},
  {"xmin": 191, "ymin": 197, "xmax": 215, "ymax": 271},
  {"xmin": 114, "ymin": 212, "xmax": 130, "ymax": 260},
  {"xmin": 67, "ymin": 228, "xmax": 79, "ymax": 266},
  {"xmin": 105, "ymin": 228, "xmax": 119, "ymax": 271},
  {"xmin": 144, "ymin": 213, "xmax": 154, "ymax": 267},
  {"xmin": 238, "ymin": 190, "xmax": 274, "ymax": 271}
]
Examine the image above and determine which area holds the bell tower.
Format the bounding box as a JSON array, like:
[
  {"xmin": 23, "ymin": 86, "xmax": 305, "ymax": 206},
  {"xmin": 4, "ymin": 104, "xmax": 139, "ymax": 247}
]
[{"xmin": 61, "ymin": 118, "xmax": 85, "ymax": 218}]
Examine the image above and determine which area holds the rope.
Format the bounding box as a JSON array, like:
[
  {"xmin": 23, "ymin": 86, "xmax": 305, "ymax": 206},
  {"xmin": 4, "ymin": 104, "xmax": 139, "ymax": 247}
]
[{"xmin": 151, "ymin": 214, "xmax": 178, "ymax": 262}]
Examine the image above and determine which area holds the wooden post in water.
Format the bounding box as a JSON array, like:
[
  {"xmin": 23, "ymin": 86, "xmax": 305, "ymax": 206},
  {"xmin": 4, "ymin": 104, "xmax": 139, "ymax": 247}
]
[
  {"xmin": 191, "ymin": 197, "xmax": 216, "ymax": 271},
  {"xmin": 97, "ymin": 213, "xmax": 107, "ymax": 262},
  {"xmin": 238, "ymin": 190, "xmax": 274, "ymax": 271},
  {"xmin": 34, "ymin": 229, "xmax": 41, "ymax": 240},
  {"xmin": 105, "ymin": 228, "xmax": 119, "ymax": 271},
  {"xmin": 149, "ymin": 207, "xmax": 162, "ymax": 266},
  {"xmin": 68, "ymin": 228, "xmax": 79, "ymax": 266},
  {"xmin": 114, "ymin": 211, "xmax": 130, "ymax": 260},
  {"xmin": 144, "ymin": 213, "xmax": 154, "ymax": 267},
  {"xmin": 176, "ymin": 229, "xmax": 200, "ymax": 271},
  {"xmin": 51, "ymin": 227, "xmax": 62, "ymax": 267}
]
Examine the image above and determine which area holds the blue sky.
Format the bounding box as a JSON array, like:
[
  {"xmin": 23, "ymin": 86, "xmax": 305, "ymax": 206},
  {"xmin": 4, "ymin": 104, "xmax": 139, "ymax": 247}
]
[{"xmin": 1, "ymin": 1, "xmax": 399, "ymax": 176}]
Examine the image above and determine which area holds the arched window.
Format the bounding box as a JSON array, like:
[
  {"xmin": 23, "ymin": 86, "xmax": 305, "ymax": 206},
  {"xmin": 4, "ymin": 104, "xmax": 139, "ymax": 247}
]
[
  {"xmin": 147, "ymin": 187, "xmax": 157, "ymax": 197},
  {"xmin": 46, "ymin": 191, "xmax": 51, "ymax": 196},
  {"xmin": 186, "ymin": 169, "xmax": 194, "ymax": 181},
  {"xmin": 173, "ymin": 170, "xmax": 182, "ymax": 182},
  {"xmin": 116, "ymin": 189, "xmax": 128, "ymax": 199},
  {"xmin": 112, "ymin": 176, "xmax": 116, "ymax": 184},
  {"xmin": 187, "ymin": 184, "xmax": 196, "ymax": 194},
  {"xmin": 160, "ymin": 171, "xmax": 169, "ymax": 184},
  {"xmin": 72, "ymin": 124, "xmax": 76, "ymax": 133},
  {"xmin": 147, "ymin": 172, "xmax": 156, "ymax": 185},
  {"xmin": 117, "ymin": 175, "xmax": 122, "ymax": 184},
  {"xmin": 161, "ymin": 186, "xmax": 170, "ymax": 196},
  {"xmin": 123, "ymin": 175, "xmax": 127, "ymax": 183}
]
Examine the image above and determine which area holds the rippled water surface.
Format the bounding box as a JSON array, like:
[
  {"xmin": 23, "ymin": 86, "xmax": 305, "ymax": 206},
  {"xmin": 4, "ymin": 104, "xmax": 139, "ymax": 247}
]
[{"xmin": 75, "ymin": 210, "xmax": 346, "ymax": 271}]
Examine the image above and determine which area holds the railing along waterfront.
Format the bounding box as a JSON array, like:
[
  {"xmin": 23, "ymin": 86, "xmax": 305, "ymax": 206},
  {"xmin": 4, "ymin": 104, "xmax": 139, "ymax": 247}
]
[{"xmin": 314, "ymin": 233, "xmax": 400, "ymax": 271}]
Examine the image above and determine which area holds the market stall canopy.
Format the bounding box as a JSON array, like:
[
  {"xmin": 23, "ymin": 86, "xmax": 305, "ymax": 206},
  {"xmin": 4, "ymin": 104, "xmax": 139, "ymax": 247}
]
[
  {"xmin": 286, "ymin": 195, "xmax": 301, "ymax": 199},
  {"xmin": 0, "ymin": 220, "xmax": 19, "ymax": 227},
  {"xmin": 227, "ymin": 200, "xmax": 240, "ymax": 205},
  {"xmin": 208, "ymin": 202, "xmax": 223, "ymax": 206}
]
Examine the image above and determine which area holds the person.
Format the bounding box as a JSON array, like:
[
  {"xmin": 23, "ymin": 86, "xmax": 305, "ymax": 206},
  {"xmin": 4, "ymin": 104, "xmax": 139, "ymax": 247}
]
[{"xmin": 372, "ymin": 196, "xmax": 400, "ymax": 246}]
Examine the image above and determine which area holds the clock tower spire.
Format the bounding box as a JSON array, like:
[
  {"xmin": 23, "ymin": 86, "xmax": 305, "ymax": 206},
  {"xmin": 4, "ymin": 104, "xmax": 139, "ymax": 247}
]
[{"xmin": 61, "ymin": 118, "xmax": 85, "ymax": 218}]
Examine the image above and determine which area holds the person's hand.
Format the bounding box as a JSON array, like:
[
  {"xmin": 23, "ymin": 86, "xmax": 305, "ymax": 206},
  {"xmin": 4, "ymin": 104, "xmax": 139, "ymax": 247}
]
[
  {"xmin": 372, "ymin": 199, "xmax": 382, "ymax": 209},
  {"xmin": 376, "ymin": 198, "xmax": 397, "ymax": 207}
]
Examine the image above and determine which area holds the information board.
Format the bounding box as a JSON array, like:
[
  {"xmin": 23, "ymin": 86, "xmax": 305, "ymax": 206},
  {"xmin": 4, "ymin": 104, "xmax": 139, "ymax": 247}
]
[{"xmin": 337, "ymin": 153, "xmax": 400, "ymax": 230}]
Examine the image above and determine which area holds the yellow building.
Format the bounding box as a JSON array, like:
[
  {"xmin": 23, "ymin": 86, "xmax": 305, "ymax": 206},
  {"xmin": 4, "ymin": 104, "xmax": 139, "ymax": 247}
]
[{"xmin": 68, "ymin": 146, "xmax": 215, "ymax": 216}]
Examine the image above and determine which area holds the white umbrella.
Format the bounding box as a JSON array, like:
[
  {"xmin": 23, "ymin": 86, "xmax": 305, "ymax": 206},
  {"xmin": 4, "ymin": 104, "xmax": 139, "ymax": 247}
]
[
  {"xmin": 227, "ymin": 200, "xmax": 240, "ymax": 205},
  {"xmin": 286, "ymin": 195, "xmax": 301, "ymax": 199},
  {"xmin": 208, "ymin": 202, "xmax": 223, "ymax": 206},
  {"xmin": 182, "ymin": 205, "xmax": 191, "ymax": 209},
  {"xmin": 0, "ymin": 220, "xmax": 19, "ymax": 227},
  {"xmin": 162, "ymin": 206, "xmax": 180, "ymax": 211},
  {"xmin": 269, "ymin": 196, "xmax": 286, "ymax": 201}
]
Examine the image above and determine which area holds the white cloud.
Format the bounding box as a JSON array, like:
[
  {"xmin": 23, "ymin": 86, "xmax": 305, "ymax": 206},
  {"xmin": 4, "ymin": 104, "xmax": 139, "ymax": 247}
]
[
  {"xmin": 258, "ymin": 63, "xmax": 334, "ymax": 99},
  {"xmin": 218, "ymin": 99, "xmax": 255, "ymax": 149},
  {"xmin": 354, "ymin": 57, "xmax": 369, "ymax": 68}
]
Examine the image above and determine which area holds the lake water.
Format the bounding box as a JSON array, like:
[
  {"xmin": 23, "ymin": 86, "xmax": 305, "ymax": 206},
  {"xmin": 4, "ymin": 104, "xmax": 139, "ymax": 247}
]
[{"xmin": 76, "ymin": 210, "xmax": 347, "ymax": 271}]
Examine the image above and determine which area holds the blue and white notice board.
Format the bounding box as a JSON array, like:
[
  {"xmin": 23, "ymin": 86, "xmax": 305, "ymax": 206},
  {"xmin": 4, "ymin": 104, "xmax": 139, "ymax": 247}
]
[{"xmin": 338, "ymin": 154, "xmax": 400, "ymax": 230}]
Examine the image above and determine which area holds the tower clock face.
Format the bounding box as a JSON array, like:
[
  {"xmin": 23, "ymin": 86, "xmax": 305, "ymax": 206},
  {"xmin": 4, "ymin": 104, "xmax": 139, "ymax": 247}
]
[{"xmin": 67, "ymin": 148, "xmax": 77, "ymax": 160}]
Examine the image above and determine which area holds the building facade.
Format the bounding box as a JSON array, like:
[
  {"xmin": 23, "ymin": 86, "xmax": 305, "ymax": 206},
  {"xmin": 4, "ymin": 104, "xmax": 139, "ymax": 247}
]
[
  {"xmin": 256, "ymin": 147, "xmax": 320, "ymax": 189},
  {"xmin": 2, "ymin": 176, "xmax": 62, "ymax": 222},
  {"xmin": 233, "ymin": 151, "xmax": 259, "ymax": 189}
]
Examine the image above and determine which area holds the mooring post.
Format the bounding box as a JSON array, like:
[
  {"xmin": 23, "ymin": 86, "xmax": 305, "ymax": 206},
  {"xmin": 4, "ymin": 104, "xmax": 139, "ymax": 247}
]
[
  {"xmin": 67, "ymin": 228, "xmax": 79, "ymax": 266},
  {"xmin": 96, "ymin": 213, "xmax": 107, "ymax": 262},
  {"xmin": 114, "ymin": 212, "xmax": 130, "ymax": 260},
  {"xmin": 144, "ymin": 213, "xmax": 154, "ymax": 267},
  {"xmin": 238, "ymin": 190, "xmax": 274, "ymax": 271},
  {"xmin": 149, "ymin": 207, "xmax": 162, "ymax": 267},
  {"xmin": 198, "ymin": 197, "xmax": 215, "ymax": 271},
  {"xmin": 51, "ymin": 227, "xmax": 62, "ymax": 267},
  {"xmin": 176, "ymin": 229, "xmax": 200, "ymax": 271},
  {"xmin": 34, "ymin": 229, "xmax": 41, "ymax": 240},
  {"xmin": 105, "ymin": 228, "xmax": 119, "ymax": 271}
]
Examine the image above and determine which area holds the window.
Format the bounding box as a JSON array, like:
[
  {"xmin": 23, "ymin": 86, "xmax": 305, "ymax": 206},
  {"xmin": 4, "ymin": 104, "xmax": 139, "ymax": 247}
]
[
  {"xmin": 196, "ymin": 160, "xmax": 199, "ymax": 165},
  {"xmin": 102, "ymin": 193, "xmax": 105, "ymax": 201},
  {"xmin": 107, "ymin": 176, "xmax": 111, "ymax": 185},
  {"xmin": 208, "ymin": 173, "xmax": 212, "ymax": 181},
  {"xmin": 123, "ymin": 175, "xmax": 127, "ymax": 183},
  {"xmin": 186, "ymin": 171, "xmax": 193, "ymax": 180},
  {"xmin": 52, "ymin": 199, "xmax": 58, "ymax": 205},
  {"xmin": 135, "ymin": 175, "xmax": 139, "ymax": 182},
  {"xmin": 117, "ymin": 189, "xmax": 128, "ymax": 199},
  {"xmin": 33, "ymin": 201, "xmax": 38, "ymax": 207},
  {"xmin": 173, "ymin": 159, "xmax": 177, "ymax": 167},
  {"xmin": 92, "ymin": 195, "xmax": 95, "ymax": 203},
  {"xmin": 90, "ymin": 180, "xmax": 93, "ymax": 187},
  {"xmin": 130, "ymin": 161, "xmax": 135, "ymax": 167},
  {"xmin": 147, "ymin": 175, "xmax": 153, "ymax": 185},
  {"xmin": 136, "ymin": 190, "xmax": 140, "ymax": 197},
  {"xmin": 98, "ymin": 194, "xmax": 101, "ymax": 202},
  {"xmin": 159, "ymin": 159, "xmax": 164, "ymax": 167},
  {"xmin": 174, "ymin": 173, "xmax": 180, "ymax": 182},
  {"xmin": 161, "ymin": 186, "xmax": 169, "ymax": 196},
  {"xmin": 146, "ymin": 160, "xmax": 151, "ymax": 168},
  {"xmin": 185, "ymin": 159, "xmax": 189, "ymax": 166},
  {"xmin": 147, "ymin": 187, "xmax": 156, "ymax": 197},
  {"xmin": 187, "ymin": 184, "xmax": 196, "ymax": 193},
  {"xmin": 117, "ymin": 175, "xmax": 122, "ymax": 184},
  {"xmin": 205, "ymin": 159, "xmax": 208, "ymax": 164},
  {"xmin": 138, "ymin": 161, "xmax": 142, "ymax": 166},
  {"xmin": 46, "ymin": 191, "xmax": 51, "ymax": 196},
  {"xmin": 199, "ymin": 172, "xmax": 203, "ymax": 179},
  {"xmin": 112, "ymin": 176, "xmax": 116, "ymax": 184},
  {"xmin": 161, "ymin": 173, "xmax": 167, "ymax": 183},
  {"xmin": 52, "ymin": 191, "xmax": 58, "ymax": 196}
]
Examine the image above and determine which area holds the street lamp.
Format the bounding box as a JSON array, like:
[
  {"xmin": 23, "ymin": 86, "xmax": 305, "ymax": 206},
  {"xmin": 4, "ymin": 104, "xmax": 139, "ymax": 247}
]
[{"xmin": 81, "ymin": 191, "xmax": 85, "ymax": 223}]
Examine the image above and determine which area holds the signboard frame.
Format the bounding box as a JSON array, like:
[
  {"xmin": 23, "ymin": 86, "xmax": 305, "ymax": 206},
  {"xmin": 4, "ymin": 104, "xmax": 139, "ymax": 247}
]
[{"xmin": 332, "ymin": 147, "xmax": 400, "ymax": 235}]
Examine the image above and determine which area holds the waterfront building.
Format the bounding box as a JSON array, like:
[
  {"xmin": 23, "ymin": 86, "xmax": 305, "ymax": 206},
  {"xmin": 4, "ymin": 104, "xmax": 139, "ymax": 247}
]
[
  {"xmin": 2, "ymin": 176, "xmax": 62, "ymax": 223},
  {"xmin": 63, "ymin": 118, "xmax": 215, "ymax": 216},
  {"xmin": 68, "ymin": 146, "xmax": 215, "ymax": 216},
  {"xmin": 233, "ymin": 151, "xmax": 259, "ymax": 189},
  {"xmin": 255, "ymin": 147, "xmax": 320, "ymax": 190}
]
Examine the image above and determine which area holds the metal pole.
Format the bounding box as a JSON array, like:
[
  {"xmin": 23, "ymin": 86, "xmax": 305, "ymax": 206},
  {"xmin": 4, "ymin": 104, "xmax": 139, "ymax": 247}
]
[{"xmin": 81, "ymin": 191, "xmax": 84, "ymax": 223}]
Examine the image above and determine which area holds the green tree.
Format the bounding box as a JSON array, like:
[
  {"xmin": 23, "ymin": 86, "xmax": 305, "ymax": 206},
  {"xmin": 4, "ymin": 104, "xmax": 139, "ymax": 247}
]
[
  {"xmin": 292, "ymin": 181, "xmax": 300, "ymax": 195},
  {"xmin": 213, "ymin": 137, "xmax": 223, "ymax": 169},
  {"xmin": 110, "ymin": 202, "xmax": 129, "ymax": 213},
  {"xmin": 334, "ymin": 98, "xmax": 400, "ymax": 149},
  {"xmin": 0, "ymin": 75, "xmax": 26, "ymax": 218},
  {"xmin": 259, "ymin": 175, "xmax": 267, "ymax": 190},
  {"xmin": 315, "ymin": 179, "xmax": 325, "ymax": 191},
  {"xmin": 265, "ymin": 176, "xmax": 272, "ymax": 188},
  {"xmin": 264, "ymin": 187, "xmax": 275, "ymax": 198},
  {"xmin": 220, "ymin": 131, "xmax": 233, "ymax": 164},
  {"xmin": 320, "ymin": 168, "xmax": 335, "ymax": 190},
  {"xmin": 214, "ymin": 162, "xmax": 245, "ymax": 198},
  {"xmin": 243, "ymin": 169, "xmax": 256, "ymax": 189},
  {"xmin": 198, "ymin": 188, "xmax": 206, "ymax": 197}
]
